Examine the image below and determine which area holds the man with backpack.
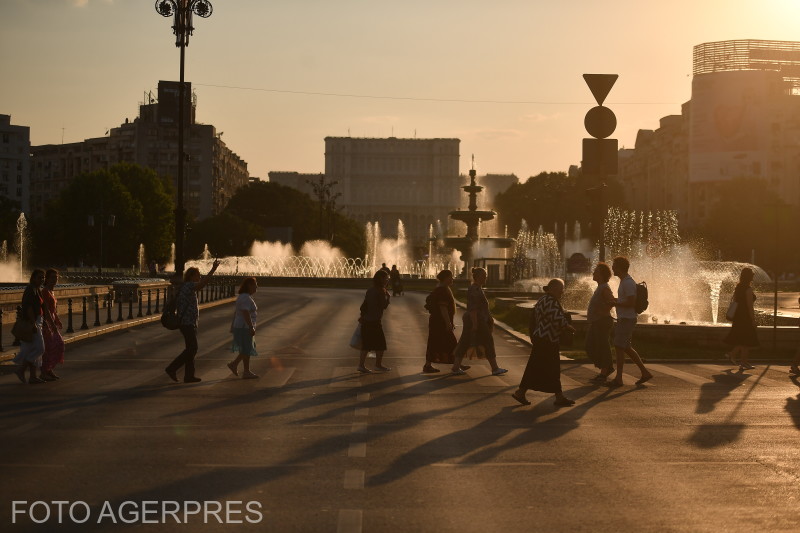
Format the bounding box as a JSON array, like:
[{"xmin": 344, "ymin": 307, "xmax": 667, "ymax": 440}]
[{"xmin": 609, "ymin": 256, "xmax": 653, "ymax": 387}]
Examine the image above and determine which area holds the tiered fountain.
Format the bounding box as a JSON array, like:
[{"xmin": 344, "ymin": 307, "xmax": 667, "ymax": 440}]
[{"xmin": 443, "ymin": 158, "xmax": 514, "ymax": 277}]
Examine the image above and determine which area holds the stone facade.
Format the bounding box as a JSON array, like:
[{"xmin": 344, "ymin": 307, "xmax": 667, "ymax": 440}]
[{"xmin": 0, "ymin": 114, "xmax": 30, "ymax": 212}]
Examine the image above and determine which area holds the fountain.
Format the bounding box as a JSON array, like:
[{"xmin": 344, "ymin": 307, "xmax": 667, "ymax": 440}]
[
  {"xmin": 16, "ymin": 213, "xmax": 27, "ymax": 281},
  {"xmin": 1, "ymin": 240, "xmax": 6, "ymax": 263},
  {"xmin": 201, "ymin": 243, "xmax": 211, "ymax": 261},
  {"xmin": 442, "ymin": 158, "xmax": 514, "ymax": 277}
]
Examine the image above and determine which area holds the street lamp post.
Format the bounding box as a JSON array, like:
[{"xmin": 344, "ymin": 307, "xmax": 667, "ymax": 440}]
[
  {"xmin": 154, "ymin": 0, "xmax": 213, "ymax": 275},
  {"xmin": 88, "ymin": 212, "xmax": 115, "ymax": 275}
]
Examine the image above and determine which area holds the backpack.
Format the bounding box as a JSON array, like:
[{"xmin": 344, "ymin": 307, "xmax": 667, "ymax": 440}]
[
  {"xmin": 161, "ymin": 285, "xmax": 186, "ymax": 330},
  {"xmin": 635, "ymin": 281, "xmax": 649, "ymax": 314}
]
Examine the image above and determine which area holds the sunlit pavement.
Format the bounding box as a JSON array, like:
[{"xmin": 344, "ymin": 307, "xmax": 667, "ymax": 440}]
[{"xmin": 1, "ymin": 287, "xmax": 798, "ymax": 532}]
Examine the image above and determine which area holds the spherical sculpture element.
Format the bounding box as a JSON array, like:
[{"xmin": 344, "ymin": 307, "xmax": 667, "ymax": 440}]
[
  {"xmin": 193, "ymin": 0, "xmax": 213, "ymax": 18},
  {"xmin": 584, "ymin": 106, "xmax": 617, "ymax": 139},
  {"xmin": 155, "ymin": 0, "xmax": 175, "ymax": 17}
]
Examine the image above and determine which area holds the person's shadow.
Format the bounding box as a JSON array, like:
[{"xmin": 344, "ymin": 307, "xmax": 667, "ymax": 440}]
[
  {"xmin": 786, "ymin": 375, "xmax": 800, "ymax": 431},
  {"xmin": 695, "ymin": 369, "xmax": 749, "ymax": 414}
]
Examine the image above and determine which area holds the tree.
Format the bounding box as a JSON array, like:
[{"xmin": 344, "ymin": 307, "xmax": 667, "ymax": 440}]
[
  {"xmin": 0, "ymin": 196, "xmax": 21, "ymax": 251},
  {"xmin": 494, "ymin": 170, "xmax": 625, "ymax": 243},
  {"xmin": 700, "ymin": 177, "xmax": 799, "ymax": 270},
  {"xmin": 185, "ymin": 211, "xmax": 264, "ymax": 259},
  {"xmin": 112, "ymin": 163, "xmax": 175, "ymax": 262},
  {"xmin": 40, "ymin": 170, "xmax": 144, "ymax": 267},
  {"xmin": 224, "ymin": 181, "xmax": 365, "ymax": 258}
]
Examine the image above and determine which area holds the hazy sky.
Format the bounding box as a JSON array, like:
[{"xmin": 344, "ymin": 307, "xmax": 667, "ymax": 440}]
[{"xmin": 2, "ymin": 0, "xmax": 799, "ymax": 180}]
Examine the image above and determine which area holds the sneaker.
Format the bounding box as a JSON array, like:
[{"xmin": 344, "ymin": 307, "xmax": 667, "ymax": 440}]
[
  {"xmin": 375, "ymin": 365, "xmax": 392, "ymax": 372},
  {"xmin": 422, "ymin": 365, "xmax": 440, "ymax": 373},
  {"xmin": 789, "ymin": 365, "xmax": 800, "ymax": 376},
  {"xmin": 554, "ymin": 397, "xmax": 575, "ymax": 407},
  {"xmin": 451, "ymin": 368, "xmax": 466, "ymax": 376},
  {"xmin": 184, "ymin": 376, "xmax": 202, "ymax": 383},
  {"xmin": 739, "ymin": 363, "xmax": 755, "ymax": 371},
  {"xmin": 491, "ymin": 368, "xmax": 508, "ymax": 376},
  {"xmin": 242, "ymin": 371, "xmax": 259, "ymax": 379},
  {"xmin": 357, "ymin": 366, "xmax": 373, "ymax": 374}
]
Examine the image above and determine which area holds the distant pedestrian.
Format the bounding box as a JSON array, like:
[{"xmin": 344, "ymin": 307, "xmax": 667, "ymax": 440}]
[
  {"xmin": 380, "ymin": 263, "xmax": 391, "ymax": 276},
  {"xmin": 40, "ymin": 268, "xmax": 65, "ymax": 381},
  {"xmin": 227, "ymin": 277, "xmax": 259, "ymax": 379},
  {"xmin": 357, "ymin": 270, "xmax": 391, "ymax": 373},
  {"xmin": 586, "ymin": 263, "xmax": 616, "ymax": 383},
  {"xmin": 390, "ymin": 265, "xmax": 403, "ymax": 296},
  {"xmin": 724, "ymin": 267, "xmax": 758, "ymax": 370},
  {"xmin": 513, "ymin": 279, "xmax": 576, "ymax": 406},
  {"xmin": 423, "ymin": 269, "xmax": 458, "ymax": 373},
  {"xmin": 13, "ymin": 269, "xmax": 46, "ymax": 384},
  {"xmin": 451, "ymin": 267, "xmax": 507, "ymax": 376},
  {"xmin": 608, "ymin": 256, "xmax": 653, "ymax": 387},
  {"xmin": 165, "ymin": 259, "xmax": 220, "ymax": 383}
]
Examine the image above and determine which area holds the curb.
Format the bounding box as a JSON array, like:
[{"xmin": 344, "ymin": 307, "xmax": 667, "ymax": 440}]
[{"xmin": 0, "ymin": 297, "xmax": 236, "ymax": 363}]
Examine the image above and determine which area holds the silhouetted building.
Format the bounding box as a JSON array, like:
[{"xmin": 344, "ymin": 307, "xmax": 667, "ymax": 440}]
[
  {"xmin": 324, "ymin": 136, "xmax": 461, "ymax": 246},
  {"xmin": 0, "ymin": 114, "xmax": 30, "ymax": 212},
  {"xmin": 616, "ymin": 39, "xmax": 800, "ymax": 229},
  {"xmin": 30, "ymin": 81, "xmax": 249, "ymax": 220},
  {"xmin": 267, "ymin": 171, "xmax": 322, "ymax": 198}
]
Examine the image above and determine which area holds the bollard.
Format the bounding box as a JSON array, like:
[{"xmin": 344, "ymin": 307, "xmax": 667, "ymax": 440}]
[
  {"xmin": 155, "ymin": 288, "xmax": 161, "ymax": 314},
  {"xmin": 146, "ymin": 289, "xmax": 152, "ymax": 316},
  {"xmin": 137, "ymin": 290, "xmax": 143, "ymax": 317},
  {"xmin": 106, "ymin": 293, "xmax": 113, "ymax": 324},
  {"xmin": 80, "ymin": 296, "xmax": 88, "ymax": 330},
  {"xmin": 117, "ymin": 292, "xmax": 124, "ymax": 322},
  {"xmin": 127, "ymin": 290, "xmax": 134, "ymax": 320},
  {"xmin": 94, "ymin": 295, "xmax": 101, "ymax": 327},
  {"xmin": 66, "ymin": 298, "xmax": 75, "ymax": 333}
]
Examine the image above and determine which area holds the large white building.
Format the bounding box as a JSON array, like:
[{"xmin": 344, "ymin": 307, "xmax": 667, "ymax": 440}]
[
  {"xmin": 0, "ymin": 114, "xmax": 30, "ymax": 212},
  {"xmin": 324, "ymin": 136, "xmax": 462, "ymax": 247}
]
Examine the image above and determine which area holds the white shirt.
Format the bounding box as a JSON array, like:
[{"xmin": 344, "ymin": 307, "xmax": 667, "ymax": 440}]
[
  {"xmin": 616, "ymin": 275, "xmax": 637, "ymax": 320},
  {"xmin": 232, "ymin": 293, "xmax": 257, "ymax": 329}
]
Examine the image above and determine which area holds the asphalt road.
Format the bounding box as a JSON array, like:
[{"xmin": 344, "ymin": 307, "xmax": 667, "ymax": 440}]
[{"xmin": 1, "ymin": 287, "xmax": 799, "ymax": 533}]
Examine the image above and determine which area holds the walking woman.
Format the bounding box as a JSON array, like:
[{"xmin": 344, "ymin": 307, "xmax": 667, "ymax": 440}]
[
  {"xmin": 165, "ymin": 259, "xmax": 220, "ymax": 383},
  {"xmin": 357, "ymin": 270, "xmax": 391, "ymax": 373},
  {"xmin": 227, "ymin": 277, "xmax": 259, "ymax": 379},
  {"xmin": 512, "ymin": 279, "xmax": 576, "ymax": 406},
  {"xmin": 724, "ymin": 267, "xmax": 758, "ymax": 370},
  {"xmin": 14, "ymin": 269, "xmax": 46, "ymax": 384},
  {"xmin": 586, "ymin": 263, "xmax": 616, "ymax": 382},
  {"xmin": 451, "ymin": 267, "xmax": 508, "ymax": 376},
  {"xmin": 40, "ymin": 268, "xmax": 65, "ymax": 381},
  {"xmin": 423, "ymin": 269, "xmax": 458, "ymax": 373}
]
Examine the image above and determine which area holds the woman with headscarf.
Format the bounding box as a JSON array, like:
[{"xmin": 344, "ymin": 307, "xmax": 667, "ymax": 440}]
[
  {"xmin": 512, "ymin": 278, "xmax": 576, "ymax": 407},
  {"xmin": 357, "ymin": 270, "xmax": 391, "ymax": 373},
  {"xmin": 724, "ymin": 267, "xmax": 758, "ymax": 371},
  {"xmin": 14, "ymin": 269, "xmax": 46, "ymax": 384}
]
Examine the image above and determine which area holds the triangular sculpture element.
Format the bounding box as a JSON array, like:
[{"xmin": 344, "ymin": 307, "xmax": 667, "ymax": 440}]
[{"xmin": 583, "ymin": 74, "xmax": 618, "ymax": 105}]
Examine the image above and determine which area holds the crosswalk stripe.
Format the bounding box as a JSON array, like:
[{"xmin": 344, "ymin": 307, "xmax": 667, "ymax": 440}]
[
  {"xmin": 649, "ymin": 364, "xmax": 710, "ymax": 386},
  {"xmin": 331, "ymin": 367, "xmax": 363, "ymax": 388},
  {"xmin": 693, "ymin": 364, "xmax": 788, "ymax": 388},
  {"xmin": 260, "ymin": 367, "xmax": 296, "ymax": 388}
]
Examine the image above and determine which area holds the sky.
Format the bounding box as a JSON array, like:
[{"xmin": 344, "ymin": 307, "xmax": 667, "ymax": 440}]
[{"xmin": 2, "ymin": 0, "xmax": 800, "ymax": 181}]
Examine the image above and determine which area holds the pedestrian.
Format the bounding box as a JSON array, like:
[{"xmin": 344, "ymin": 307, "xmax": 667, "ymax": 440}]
[
  {"xmin": 451, "ymin": 267, "xmax": 508, "ymax": 376},
  {"xmin": 380, "ymin": 263, "xmax": 391, "ymax": 276},
  {"xmin": 13, "ymin": 269, "xmax": 46, "ymax": 384},
  {"xmin": 357, "ymin": 270, "xmax": 391, "ymax": 373},
  {"xmin": 165, "ymin": 259, "xmax": 220, "ymax": 383},
  {"xmin": 608, "ymin": 256, "xmax": 653, "ymax": 387},
  {"xmin": 512, "ymin": 279, "xmax": 576, "ymax": 406},
  {"xmin": 390, "ymin": 265, "xmax": 403, "ymax": 296},
  {"xmin": 724, "ymin": 267, "xmax": 758, "ymax": 371},
  {"xmin": 227, "ymin": 277, "xmax": 259, "ymax": 379},
  {"xmin": 423, "ymin": 269, "xmax": 458, "ymax": 373},
  {"xmin": 586, "ymin": 262, "xmax": 616, "ymax": 382},
  {"xmin": 40, "ymin": 268, "xmax": 65, "ymax": 381}
]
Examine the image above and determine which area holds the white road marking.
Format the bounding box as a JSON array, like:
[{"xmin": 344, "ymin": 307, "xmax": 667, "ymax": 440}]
[
  {"xmin": 351, "ymin": 422, "xmax": 367, "ymax": 434},
  {"xmin": 343, "ymin": 470, "xmax": 365, "ymax": 490},
  {"xmin": 337, "ymin": 509, "xmax": 362, "ymax": 533},
  {"xmin": 348, "ymin": 443, "xmax": 366, "ymax": 458},
  {"xmin": 354, "ymin": 408, "xmax": 369, "ymax": 417},
  {"xmin": 331, "ymin": 367, "xmax": 363, "ymax": 388},
  {"xmin": 432, "ymin": 462, "xmax": 556, "ymax": 467},
  {"xmin": 186, "ymin": 463, "xmax": 313, "ymax": 468},
  {"xmin": 356, "ymin": 393, "xmax": 370, "ymax": 402},
  {"xmin": 260, "ymin": 367, "xmax": 296, "ymax": 388},
  {"xmin": 649, "ymin": 364, "xmax": 710, "ymax": 386}
]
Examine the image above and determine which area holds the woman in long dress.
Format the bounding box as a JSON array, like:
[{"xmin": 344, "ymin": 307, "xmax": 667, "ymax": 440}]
[
  {"xmin": 357, "ymin": 270, "xmax": 391, "ymax": 373},
  {"xmin": 423, "ymin": 269, "xmax": 458, "ymax": 373},
  {"xmin": 585, "ymin": 263, "xmax": 616, "ymax": 383},
  {"xmin": 451, "ymin": 267, "xmax": 507, "ymax": 376},
  {"xmin": 724, "ymin": 267, "xmax": 758, "ymax": 370},
  {"xmin": 13, "ymin": 269, "xmax": 46, "ymax": 384},
  {"xmin": 40, "ymin": 268, "xmax": 65, "ymax": 381},
  {"xmin": 227, "ymin": 277, "xmax": 259, "ymax": 379},
  {"xmin": 513, "ymin": 279, "xmax": 576, "ymax": 406}
]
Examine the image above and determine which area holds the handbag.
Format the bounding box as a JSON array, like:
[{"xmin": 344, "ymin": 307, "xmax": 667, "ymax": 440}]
[
  {"xmin": 349, "ymin": 323, "xmax": 363, "ymax": 350},
  {"xmin": 12, "ymin": 318, "xmax": 35, "ymax": 343},
  {"xmin": 725, "ymin": 299, "xmax": 738, "ymax": 322}
]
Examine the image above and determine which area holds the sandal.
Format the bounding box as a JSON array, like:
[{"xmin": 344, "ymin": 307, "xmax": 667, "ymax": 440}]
[
  {"xmin": 554, "ymin": 397, "xmax": 575, "ymax": 406},
  {"xmin": 226, "ymin": 361, "xmax": 239, "ymax": 376}
]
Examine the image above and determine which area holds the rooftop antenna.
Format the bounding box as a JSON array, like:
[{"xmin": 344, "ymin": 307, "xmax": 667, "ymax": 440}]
[
  {"xmin": 61, "ymin": 128, "xmax": 64, "ymax": 144},
  {"xmin": 414, "ymin": 129, "xmax": 417, "ymax": 138}
]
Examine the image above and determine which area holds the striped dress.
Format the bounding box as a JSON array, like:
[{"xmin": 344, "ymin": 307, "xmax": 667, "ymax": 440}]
[{"xmin": 519, "ymin": 294, "xmax": 569, "ymax": 393}]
